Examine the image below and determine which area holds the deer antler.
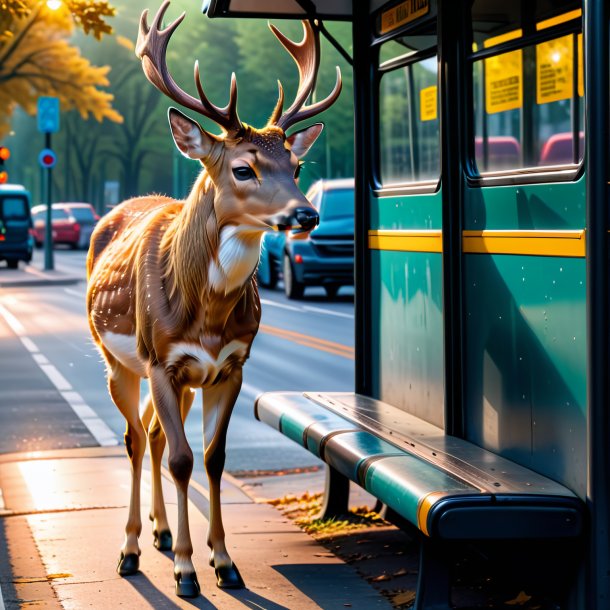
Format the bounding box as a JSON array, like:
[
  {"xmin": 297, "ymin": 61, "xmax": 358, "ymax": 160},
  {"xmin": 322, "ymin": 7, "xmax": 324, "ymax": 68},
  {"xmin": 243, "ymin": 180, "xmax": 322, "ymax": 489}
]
[
  {"xmin": 136, "ymin": 0, "xmax": 241, "ymax": 133},
  {"xmin": 268, "ymin": 20, "xmax": 342, "ymax": 132}
]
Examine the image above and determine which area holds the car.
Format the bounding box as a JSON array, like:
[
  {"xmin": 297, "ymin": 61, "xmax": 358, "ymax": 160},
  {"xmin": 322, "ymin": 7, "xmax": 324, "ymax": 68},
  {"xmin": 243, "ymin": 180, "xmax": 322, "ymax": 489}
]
[
  {"xmin": 31, "ymin": 202, "xmax": 100, "ymax": 250},
  {"xmin": 0, "ymin": 184, "xmax": 34, "ymax": 269},
  {"xmin": 258, "ymin": 178, "xmax": 354, "ymax": 299}
]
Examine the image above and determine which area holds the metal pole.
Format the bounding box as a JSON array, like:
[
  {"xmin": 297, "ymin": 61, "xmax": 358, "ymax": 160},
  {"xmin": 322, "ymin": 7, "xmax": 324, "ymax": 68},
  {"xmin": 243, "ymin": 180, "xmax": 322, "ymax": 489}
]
[{"xmin": 44, "ymin": 132, "xmax": 54, "ymax": 271}]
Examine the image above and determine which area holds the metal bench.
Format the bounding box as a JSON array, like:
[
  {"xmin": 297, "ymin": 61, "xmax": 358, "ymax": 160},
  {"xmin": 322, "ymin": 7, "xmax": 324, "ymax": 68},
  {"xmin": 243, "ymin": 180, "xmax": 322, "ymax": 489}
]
[{"xmin": 255, "ymin": 391, "xmax": 585, "ymax": 609}]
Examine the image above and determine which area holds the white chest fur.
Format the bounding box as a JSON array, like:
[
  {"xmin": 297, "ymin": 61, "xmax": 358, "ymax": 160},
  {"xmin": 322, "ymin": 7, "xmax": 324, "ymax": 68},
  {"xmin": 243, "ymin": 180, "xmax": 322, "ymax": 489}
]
[{"xmin": 209, "ymin": 225, "xmax": 263, "ymax": 294}]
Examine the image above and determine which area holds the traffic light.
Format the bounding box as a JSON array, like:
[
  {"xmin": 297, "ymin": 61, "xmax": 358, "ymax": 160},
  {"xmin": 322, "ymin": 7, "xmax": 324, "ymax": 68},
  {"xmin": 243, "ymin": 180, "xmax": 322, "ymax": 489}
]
[{"xmin": 0, "ymin": 146, "xmax": 9, "ymax": 184}]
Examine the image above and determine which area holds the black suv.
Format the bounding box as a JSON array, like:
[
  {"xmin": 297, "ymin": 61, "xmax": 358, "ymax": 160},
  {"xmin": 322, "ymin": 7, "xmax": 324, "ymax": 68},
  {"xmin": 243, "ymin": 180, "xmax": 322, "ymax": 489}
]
[{"xmin": 0, "ymin": 185, "xmax": 33, "ymax": 269}]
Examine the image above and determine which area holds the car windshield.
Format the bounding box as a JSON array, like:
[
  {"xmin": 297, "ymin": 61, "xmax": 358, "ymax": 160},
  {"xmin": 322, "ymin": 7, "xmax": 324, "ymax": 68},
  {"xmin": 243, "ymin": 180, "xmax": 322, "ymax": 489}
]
[
  {"xmin": 69, "ymin": 206, "xmax": 95, "ymax": 222},
  {"xmin": 320, "ymin": 189, "xmax": 354, "ymax": 221},
  {"xmin": 52, "ymin": 208, "xmax": 69, "ymax": 220},
  {"xmin": 1, "ymin": 196, "xmax": 28, "ymax": 220}
]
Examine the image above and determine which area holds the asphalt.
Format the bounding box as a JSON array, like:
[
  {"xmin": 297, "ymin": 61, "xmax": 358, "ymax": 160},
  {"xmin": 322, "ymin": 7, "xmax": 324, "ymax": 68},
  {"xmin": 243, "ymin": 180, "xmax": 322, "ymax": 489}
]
[{"xmin": 0, "ymin": 258, "xmax": 398, "ymax": 610}]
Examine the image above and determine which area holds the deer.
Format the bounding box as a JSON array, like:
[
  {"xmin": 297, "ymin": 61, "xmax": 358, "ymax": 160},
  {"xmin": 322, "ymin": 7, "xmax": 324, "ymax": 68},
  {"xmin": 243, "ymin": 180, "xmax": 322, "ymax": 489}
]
[{"xmin": 86, "ymin": 0, "xmax": 340, "ymax": 599}]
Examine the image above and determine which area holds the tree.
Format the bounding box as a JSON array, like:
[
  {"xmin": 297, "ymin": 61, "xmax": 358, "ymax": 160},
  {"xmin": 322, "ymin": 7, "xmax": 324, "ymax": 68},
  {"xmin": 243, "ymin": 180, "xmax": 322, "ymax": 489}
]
[{"xmin": 0, "ymin": 0, "xmax": 122, "ymax": 138}]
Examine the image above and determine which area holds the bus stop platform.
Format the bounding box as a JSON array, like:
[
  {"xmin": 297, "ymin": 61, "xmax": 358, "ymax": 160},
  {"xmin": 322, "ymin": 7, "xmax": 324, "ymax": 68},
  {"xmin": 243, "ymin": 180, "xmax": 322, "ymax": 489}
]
[{"xmin": 0, "ymin": 446, "xmax": 392, "ymax": 610}]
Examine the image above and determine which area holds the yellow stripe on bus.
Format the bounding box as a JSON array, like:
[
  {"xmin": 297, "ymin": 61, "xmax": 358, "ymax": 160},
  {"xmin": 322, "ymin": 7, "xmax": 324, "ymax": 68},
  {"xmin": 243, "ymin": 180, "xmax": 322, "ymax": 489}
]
[
  {"xmin": 462, "ymin": 229, "xmax": 586, "ymax": 257},
  {"xmin": 368, "ymin": 230, "xmax": 443, "ymax": 253},
  {"xmin": 368, "ymin": 229, "xmax": 586, "ymax": 257}
]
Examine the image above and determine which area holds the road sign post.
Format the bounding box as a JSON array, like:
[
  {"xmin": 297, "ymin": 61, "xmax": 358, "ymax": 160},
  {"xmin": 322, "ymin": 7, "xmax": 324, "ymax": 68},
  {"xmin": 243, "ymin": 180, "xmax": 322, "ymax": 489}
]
[{"xmin": 37, "ymin": 97, "xmax": 59, "ymax": 271}]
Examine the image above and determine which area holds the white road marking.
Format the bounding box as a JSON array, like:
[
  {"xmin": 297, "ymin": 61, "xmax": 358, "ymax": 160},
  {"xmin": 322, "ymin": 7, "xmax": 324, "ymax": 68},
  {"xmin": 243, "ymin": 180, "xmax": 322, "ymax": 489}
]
[
  {"xmin": 302, "ymin": 304, "xmax": 354, "ymax": 319},
  {"xmin": 260, "ymin": 298, "xmax": 302, "ymax": 312},
  {"xmin": 40, "ymin": 364, "xmax": 73, "ymax": 391},
  {"xmin": 20, "ymin": 337, "xmax": 39, "ymax": 353},
  {"xmin": 0, "ymin": 302, "xmax": 119, "ymax": 448},
  {"xmin": 0, "ymin": 582, "xmax": 5, "ymax": 610},
  {"xmin": 0, "ymin": 304, "xmax": 25, "ymax": 335}
]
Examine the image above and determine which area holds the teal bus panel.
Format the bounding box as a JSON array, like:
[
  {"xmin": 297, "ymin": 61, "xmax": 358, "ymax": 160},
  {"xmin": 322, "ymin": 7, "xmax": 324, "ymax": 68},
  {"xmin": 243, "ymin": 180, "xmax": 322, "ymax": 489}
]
[
  {"xmin": 371, "ymin": 188, "xmax": 442, "ymax": 230},
  {"xmin": 463, "ymin": 253, "xmax": 586, "ymax": 499},
  {"xmin": 370, "ymin": 248, "xmax": 445, "ymax": 428},
  {"xmin": 464, "ymin": 177, "xmax": 585, "ymax": 231}
]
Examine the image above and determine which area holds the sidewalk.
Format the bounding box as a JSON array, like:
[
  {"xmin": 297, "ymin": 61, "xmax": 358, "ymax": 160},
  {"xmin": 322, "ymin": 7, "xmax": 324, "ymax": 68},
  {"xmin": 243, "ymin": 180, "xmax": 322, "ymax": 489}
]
[
  {"xmin": 0, "ymin": 446, "xmax": 394, "ymax": 610},
  {"xmin": 0, "ymin": 258, "xmax": 80, "ymax": 288}
]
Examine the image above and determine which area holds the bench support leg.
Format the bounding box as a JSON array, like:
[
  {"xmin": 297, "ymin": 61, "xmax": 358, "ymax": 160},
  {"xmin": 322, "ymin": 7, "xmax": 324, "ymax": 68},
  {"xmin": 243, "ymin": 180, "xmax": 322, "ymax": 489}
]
[
  {"xmin": 316, "ymin": 464, "xmax": 350, "ymax": 520},
  {"xmin": 414, "ymin": 537, "xmax": 451, "ymax": 610}
]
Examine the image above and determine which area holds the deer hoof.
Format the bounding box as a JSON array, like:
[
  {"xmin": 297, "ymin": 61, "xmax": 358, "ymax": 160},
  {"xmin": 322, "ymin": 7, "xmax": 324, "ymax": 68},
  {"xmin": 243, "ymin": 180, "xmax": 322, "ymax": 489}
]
[
  {"xmin": 174, "ymin": 572, "xmax": 200, "ymax": 598},
  {"xmin": 153, "ymin": 529, "xmax": 172, "ymax": 551},
  {"xmin": 215, "ymin": 563, "xmax": 245, "ymax": 589},
  {"xmin": 117, "ymin": 552, "xmax": 139, "ymax": 576}
]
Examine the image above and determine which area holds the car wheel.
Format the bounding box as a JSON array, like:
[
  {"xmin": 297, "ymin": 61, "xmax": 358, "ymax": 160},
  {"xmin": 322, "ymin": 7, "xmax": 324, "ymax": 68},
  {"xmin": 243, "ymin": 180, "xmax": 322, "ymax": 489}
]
[
  {"xmin": 324, "ymin": 284, "xmax": 340, "ymax": 299},
  {"xmin": 283, "ymin": 253, "xmax": 304, "ymax": 299},
  {"xmin": 6, "ymin": 259, "xmax": 18, "ymax": 269},
  {"xmin": 35, "ymin": 241, "xmax": 43, "ymax": 249}
]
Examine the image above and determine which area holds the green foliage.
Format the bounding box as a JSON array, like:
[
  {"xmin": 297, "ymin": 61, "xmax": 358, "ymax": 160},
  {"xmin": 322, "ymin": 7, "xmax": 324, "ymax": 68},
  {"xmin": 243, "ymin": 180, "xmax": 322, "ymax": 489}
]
[{"xmin": 7, "ymin": 0, "xmax": 354, "ymax": 210}]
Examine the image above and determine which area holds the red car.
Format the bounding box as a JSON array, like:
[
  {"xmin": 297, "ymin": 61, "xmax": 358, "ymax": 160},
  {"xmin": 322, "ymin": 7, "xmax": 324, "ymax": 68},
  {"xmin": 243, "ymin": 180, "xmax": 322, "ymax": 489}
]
[{"xmin": 31, "ymin": 203, "xmax": 100, "ymax": 249}]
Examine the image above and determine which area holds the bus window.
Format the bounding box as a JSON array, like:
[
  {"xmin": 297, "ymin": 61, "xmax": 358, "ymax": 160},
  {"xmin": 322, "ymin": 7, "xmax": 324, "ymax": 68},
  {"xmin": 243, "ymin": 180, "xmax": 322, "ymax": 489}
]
[
  {"xmin": 471, "ymin": 0, "xmax": 583, "ymax": 174},
  {"xmin": 379, "ymin": 55, "xmax": 439, "ymax": 185}
]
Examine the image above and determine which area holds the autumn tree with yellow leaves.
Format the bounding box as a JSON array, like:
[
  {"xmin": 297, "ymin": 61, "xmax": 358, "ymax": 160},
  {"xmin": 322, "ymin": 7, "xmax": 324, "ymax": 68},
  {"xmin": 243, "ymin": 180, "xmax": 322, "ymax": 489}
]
[{"xmin": 0, "ymin": 0, "xmax": 123, "ymax": 138}]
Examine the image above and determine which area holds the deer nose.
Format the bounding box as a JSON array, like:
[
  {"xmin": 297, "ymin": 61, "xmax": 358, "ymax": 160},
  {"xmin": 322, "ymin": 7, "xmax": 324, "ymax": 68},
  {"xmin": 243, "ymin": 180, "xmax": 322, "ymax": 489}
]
[
  {"xmin": 272, "ymin": 207, "xmax": 319, "ymax": 232},
  {"xmin": 292, "ymin": 207, "xmax": 319, "ymax": 233}
]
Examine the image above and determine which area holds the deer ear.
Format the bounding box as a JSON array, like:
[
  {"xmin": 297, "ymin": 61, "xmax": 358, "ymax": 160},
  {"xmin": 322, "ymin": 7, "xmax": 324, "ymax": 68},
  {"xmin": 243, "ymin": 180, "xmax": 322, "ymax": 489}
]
[
  {"xmin": 286, "ymin": 123, "xmax": 324, "ymax": 159},
  {"xmin": 168, "ymin": 108, "xmax": 216, "ymax": 159}
]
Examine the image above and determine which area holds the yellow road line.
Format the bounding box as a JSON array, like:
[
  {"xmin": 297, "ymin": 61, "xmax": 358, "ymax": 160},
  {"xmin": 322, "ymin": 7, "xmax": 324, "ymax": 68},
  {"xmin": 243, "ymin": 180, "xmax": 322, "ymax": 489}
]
[{"xmin": 259, "ymin": 324, "xmax": 354, "ymax": 360}]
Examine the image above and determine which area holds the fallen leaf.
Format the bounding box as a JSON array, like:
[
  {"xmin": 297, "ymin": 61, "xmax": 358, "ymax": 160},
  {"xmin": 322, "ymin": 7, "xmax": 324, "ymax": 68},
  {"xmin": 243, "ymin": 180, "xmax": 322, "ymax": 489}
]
[
  {"xmin": 392, "ymin": 568, "xmax": 409, "ymax": 577},
  {"xmin": 47, "ymin": 573, "xmax": 72, "ymax": 580},
  {"xmin": 369, "ymin": 573, "xmax": 391, "ymax": 582},
  {"xmin": 505, "ymin": 591, "xmax": 533, "ymax": 606},
  {"xmin": 313, "ymin": 552, "xmax": 335, "ymax": 558},
  {"xmin": 392, "ymin": 590, "xmax": 416, "ymax": 605}
]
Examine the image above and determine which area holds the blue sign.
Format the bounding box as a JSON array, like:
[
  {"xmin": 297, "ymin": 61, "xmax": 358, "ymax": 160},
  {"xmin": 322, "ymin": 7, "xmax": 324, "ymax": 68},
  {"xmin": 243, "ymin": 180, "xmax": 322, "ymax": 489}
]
[
  {"xmin": 39, "ymin": 148, "xmax": 57, "ymax": 169},
  {"xmin": 37, "ymin": 97, "xmax": 60, "ymax": 133}
]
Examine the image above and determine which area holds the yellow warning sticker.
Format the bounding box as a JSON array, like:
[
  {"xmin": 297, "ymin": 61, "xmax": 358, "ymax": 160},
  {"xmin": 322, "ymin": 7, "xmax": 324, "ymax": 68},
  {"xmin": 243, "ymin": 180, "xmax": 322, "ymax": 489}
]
[
  {"xmin": 380, "ymin": 0, "xmax": 429, "ymax": 35},
  {"xmin": 420, "ymin": 86, "xmax": 437, "ymax": 121},
  {"xmin": 536, "ymin": 34, "xmax": 573, "ymax": 104},
  {"xmin": 484, "ymin": 30, "xmax": 523, "ymax": 114}
]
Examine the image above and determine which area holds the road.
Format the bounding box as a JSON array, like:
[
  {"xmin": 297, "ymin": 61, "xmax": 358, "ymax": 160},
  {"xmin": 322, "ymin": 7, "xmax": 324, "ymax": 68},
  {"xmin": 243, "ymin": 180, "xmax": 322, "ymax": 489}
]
[{"xmin": 0, "ymin": 249, "xmax": 354, "ymax": 474}]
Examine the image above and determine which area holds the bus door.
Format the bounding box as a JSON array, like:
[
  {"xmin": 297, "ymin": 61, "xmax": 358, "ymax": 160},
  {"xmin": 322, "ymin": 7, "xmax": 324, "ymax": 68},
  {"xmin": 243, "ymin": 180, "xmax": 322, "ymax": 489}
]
[
  {"xmin": 367, "ymin": 2, "xmax": 444, "ymax": 428},
  {"xmin": 462, "ymin": 0, "xmax": 586, "ymax": 497}
]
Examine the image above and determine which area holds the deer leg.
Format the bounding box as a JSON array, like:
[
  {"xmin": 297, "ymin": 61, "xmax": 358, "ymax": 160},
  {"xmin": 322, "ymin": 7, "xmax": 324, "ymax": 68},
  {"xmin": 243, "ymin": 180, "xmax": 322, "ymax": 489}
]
[
  {"xmin": 149, "ymin": 366, "xmax": 199, "ymax": 598},
  {"xmin": 144, "ymin": 393, "xmax": 172, "ymax": 551},
  {"xmin": 146, "ymin": 387, "xmax": 196, "ymax": 552},
  {"xmin": 202, "ymin": 369, "xmax": 244, "ymax": 589},
  {"xmin": 107, "ymin": 363, "xmax": 144, "ymax": 577}
]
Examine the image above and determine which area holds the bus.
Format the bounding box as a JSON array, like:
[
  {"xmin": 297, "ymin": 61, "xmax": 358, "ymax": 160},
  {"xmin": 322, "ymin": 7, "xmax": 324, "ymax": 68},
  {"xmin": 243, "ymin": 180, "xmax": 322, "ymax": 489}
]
[{"xmin": 205, "ymin": 1, "xmax": 608, "ymax": 608}]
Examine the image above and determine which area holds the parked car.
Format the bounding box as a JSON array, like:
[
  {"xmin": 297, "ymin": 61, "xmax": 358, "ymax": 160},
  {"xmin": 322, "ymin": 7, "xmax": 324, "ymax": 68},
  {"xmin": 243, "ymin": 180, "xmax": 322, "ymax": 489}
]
[
  {"xmin": 0, "ymin": 184, "xmax": 34, "ymax": 269},
  {"xmin": 31, "ymin": 202, "xmax": 100, "ymax": 249},
  {"xmin": 258, "ymin": 178, "xmax": 354, "ymax": 299}
]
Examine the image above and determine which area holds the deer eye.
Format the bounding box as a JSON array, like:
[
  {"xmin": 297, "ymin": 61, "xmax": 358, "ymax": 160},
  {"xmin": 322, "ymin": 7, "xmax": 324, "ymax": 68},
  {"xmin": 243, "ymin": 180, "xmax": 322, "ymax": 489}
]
[{"xmin": 232, "ymin": 166, "xmax": 255, "ymax": 181}]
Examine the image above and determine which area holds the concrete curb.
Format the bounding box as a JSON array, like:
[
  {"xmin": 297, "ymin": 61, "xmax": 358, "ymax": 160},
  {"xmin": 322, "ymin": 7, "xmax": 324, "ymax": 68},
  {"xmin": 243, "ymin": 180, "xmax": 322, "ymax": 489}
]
[{"xmin": 0, "ymin": 265, "xmax": 80, "ymax": 288}]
